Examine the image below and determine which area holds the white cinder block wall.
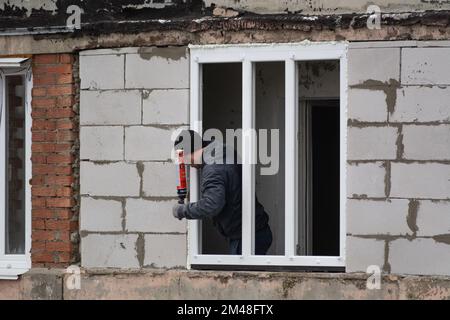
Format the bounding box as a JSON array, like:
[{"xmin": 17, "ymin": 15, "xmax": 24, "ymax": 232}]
[
  {"xmin": 347, "ymin": 42, "xmax": 450, "ymax": 276},
  {"xmin": 79, "ymin": 47, "xmax": 189, "ymax": 268},
  {"xmin": 79, "ymin": 43, "xmax": 450, "ymax": 276}
]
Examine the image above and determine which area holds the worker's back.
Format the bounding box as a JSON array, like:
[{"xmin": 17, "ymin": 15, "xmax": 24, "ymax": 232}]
[{"xmin": 201, "ymin": 140, "xmax": 270, "ymax": 240}]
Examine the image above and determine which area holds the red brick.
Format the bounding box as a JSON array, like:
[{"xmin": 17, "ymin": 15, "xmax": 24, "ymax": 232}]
[
  {"xmin": 34, "ymin": 54, "xmax": 58, "ymax": 64},
  {"xmin": 32, "ymin": 241, "xmax": 46, "ymax": 250},
  {"xmin": 47, "ymin": 108, "xmax": 74, "ymax": 119},
  {"xmin": 46, "ymin": 241, "xmax": 71, "ymax": 252},
  {"xmin": 55, "ymin": 143, "xmax": 73, "ymax": 152},
  {"xmin": 32, "ymin": 132, "xmax": 46, "ymax": 142},
  {"xmin": 32, "ymin": 197, "xmax": 46, "ymax": 208},
  {"xmin": 47, "ymin": 154, "xmax": 73, "ymax": 164},
  {"xmin": 32, "ymin": 230, "xmax": 55, "ymax": 241},
  {"xmin": 32, "ymin": 143, "xmax": 56, "ymax": 153},
  {"xmin": 32, "ymin": 119, "xmax": 56, "ymax": 130},
  {"xmin": 46, "ymin": 197, "xmax": 74, "ymax": 208},
  {"xmin": 31, "ymin": 176, "xmax": 45, "ymax": 185},
  {"xmin": 33, "ymin": 64, "xmax": 72, "ymax": 75},
  {"xmin": 32, "ymin": 186, "xmax": 56, "ymax": 197},
  {"xmin": 32, "ymin": 154, "xmax": 47, "ymax": 164},
  {"xmin": 57, "ymin": 130, "xmax": 76, "ymax": 141},
  {"xmin": 32, "ymin": 251, "xmax": 54, "ymax": 263},
  {"xmin": 47, "ymin": 85, "xmax": 74, "ymax": 96},
  {"xmin": 34, "ymin": 74, "xmax": 56, "ymax": 86},
  {"xmin": 57, "ymin": 252, "xmax": 71, "ymax": 263},
  {"xmin": 46, "ymin": 219, "xmax": 71, "ymax": 230},
  {"xmin": 57, "ymin": 96, "xmax": 75, "ymax": 107},
  {"xmin": 45, "ymin": 175, "xmax": 73, "ymax": 185},
  {"xmin": 56, "ymin": 74, "xmax": 73, "ymax": 84},
  {"xmin": 55, "ymin": 187, "xmax": 73, "ymax": 197},
  {"xmin": 32, "ymin": 97, "xmax": 57, "ymax": 108},
  {"xmin": 53, "ymin": 209, "xmax": 73, "ymax": 219},
  {"xmin": 32, "ymin": 87, "xmax": 47, "ymax": 96},
  {"xmin": 31, "ymin": 109, "xmax": 47, "ymax": 119},
  {"xmin": 59, "ymin": 54, "xmax": 73, "ymax": 64},
  {"xmin": 56, "ymin": 231, "xmax": 71, "ymax": 242},
  {"xmin": 32, "ymin": 219, "xmax": 46, "ymax": 230},
  {"xmin": 56, "ymin": 120, "xmax": 74, "ymax": 130},
  {"xmin": 33, "ymin": 208, "xmax": 55, "ymax": 219}
]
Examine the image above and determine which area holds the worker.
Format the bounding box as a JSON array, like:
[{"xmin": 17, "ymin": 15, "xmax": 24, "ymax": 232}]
[{"xmin": 172, "ymin": 129, "xmax": 273, "ymax": 255}]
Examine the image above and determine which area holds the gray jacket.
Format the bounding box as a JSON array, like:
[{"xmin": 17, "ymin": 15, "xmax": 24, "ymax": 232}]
[{"xmin": 181, "ymin": 141, "xmax": 269, "ymax": 240}]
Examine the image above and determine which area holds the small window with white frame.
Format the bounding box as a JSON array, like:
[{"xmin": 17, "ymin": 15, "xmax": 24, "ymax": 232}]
[
  {"xmin": 0, "ymin": 58, "xmax": 32, "ymax": 279},
  {"xmin": 188, "ymin": 43, "xmax": 347, "ymax": 270}
]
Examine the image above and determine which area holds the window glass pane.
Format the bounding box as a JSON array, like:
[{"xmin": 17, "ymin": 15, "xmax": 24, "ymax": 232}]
[
  {"xmin": 297, "ymin": 60, "xmax": 340, "ymax": 256},
  {"xmin": 202, "ymin": 63, "xmax": 242, "ymax": 255},
  {"xmin": 254, "ymin": 62, "xmax": 285, "ymax": 255},
  {"xmin": 5, "ymin": 75, "xmax": 26, "ymax": 254}
]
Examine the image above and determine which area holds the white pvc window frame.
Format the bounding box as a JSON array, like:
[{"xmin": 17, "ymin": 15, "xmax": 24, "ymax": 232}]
[
  {"xmin": 0, "ymin": 62, "xmax": 32, "ymax": 279},
  {"xmin": 188, "ymin": 43, "xmax": 348, "ymax": 269}
]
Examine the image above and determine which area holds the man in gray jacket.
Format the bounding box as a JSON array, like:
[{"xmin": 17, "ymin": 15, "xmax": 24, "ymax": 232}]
[{"xmin": 172, "ymin": 130, "xmax": 272, "ymax": 255}]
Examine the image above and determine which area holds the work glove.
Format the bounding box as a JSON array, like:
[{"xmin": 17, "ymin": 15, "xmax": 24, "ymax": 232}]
[{"xmin": 172, "ymin": 203, "xmax": 186, "ymax": 220}]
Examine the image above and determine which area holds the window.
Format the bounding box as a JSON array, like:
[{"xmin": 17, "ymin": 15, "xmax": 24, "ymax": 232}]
[
  {"xmin": 188, "ymin": 43, "xmax": 347, "ymax": 269},
  {"xmin": 0, "ymin": 59, "xmax": 32, "ymax": 279}
]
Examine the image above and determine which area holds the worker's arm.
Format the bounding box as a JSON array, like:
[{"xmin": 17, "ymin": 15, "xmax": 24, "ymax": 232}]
[{"xmin": 173, "ymin": 165, "xmax": 226, "ymax": 220}]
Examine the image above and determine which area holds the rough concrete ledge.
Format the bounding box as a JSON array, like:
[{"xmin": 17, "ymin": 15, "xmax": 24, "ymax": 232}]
[{"xmin": 1, "ymin": 268, "xmax": 450, "ymax": 299}]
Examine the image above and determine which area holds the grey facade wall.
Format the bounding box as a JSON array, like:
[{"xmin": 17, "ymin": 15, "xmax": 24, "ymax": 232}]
[
  {"xmin": 79, "ymin": 42, "xmax": 450, "ymax": 276},
  {"xmin": 79, "ymin": 47, "xmax": 189, "ymax": 268},
  {"xmin": 346, "ymin": 42, "xmax": 450, "ymax": 276}
]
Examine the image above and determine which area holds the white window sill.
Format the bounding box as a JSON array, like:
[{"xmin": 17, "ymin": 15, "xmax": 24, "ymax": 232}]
[{"xmin": 0, "ymin": 257, "xmax": 30, "ymax": 280}]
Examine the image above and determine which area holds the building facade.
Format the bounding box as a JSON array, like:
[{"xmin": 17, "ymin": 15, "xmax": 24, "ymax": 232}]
[{"xmin": 0, "ymin": 0, "xmax": 450, "ymax": 299}]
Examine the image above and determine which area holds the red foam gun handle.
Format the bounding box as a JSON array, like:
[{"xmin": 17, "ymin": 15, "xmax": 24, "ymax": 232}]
[{"xmin": 176, "ymin": 150, "xmax": 187, "ymax": 204}]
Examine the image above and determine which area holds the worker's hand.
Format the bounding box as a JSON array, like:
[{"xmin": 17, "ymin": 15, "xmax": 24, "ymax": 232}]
[{"xmin": 172, "ymin": 203, "xmax": 186, "ymax": 220}]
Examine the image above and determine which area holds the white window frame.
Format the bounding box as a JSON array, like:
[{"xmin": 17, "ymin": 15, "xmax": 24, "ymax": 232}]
[
  {"xmin": 188, "ymin": 42, "xmax": 348, "ymax": 269},
  {"xmin": 0, "ymin": 62, "xmax": 32, "ymax": 279}
]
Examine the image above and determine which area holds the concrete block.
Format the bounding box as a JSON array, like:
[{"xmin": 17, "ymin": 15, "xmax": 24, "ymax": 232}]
[
  {"xmin": 80, "ymin": 197, "xmax": 123, "ymax": 232},
  {"xmin": 348, "ymin": 48, "xmax": 400, "ymax": 85},
  {"xmin": 348, "ymin": 126, "xmax": 397, "ymax": 160},
  {"xmin": 80, "ymin": 90, "xmax": 141, "ymax": 125},
  {"xmin": 402, "ymin": 125, "xmax": 450, "ymax": 160},
  {"xmin": 391, "ymin": 86, "xmax": 450, "ymax": 123},
  {"xmin": 125, "ymin": 47, "xmax": 189, "ymax": 89},
  {"xmin": 81, "ymin": 234, "xmax": 139, "ymax": 268},
  {"xmin": 390, "ymin": 163, "xmax": 450, "ymax": 199},
  {"xmin": 347, "ymin": 162, "xmax": 386, "ymax": 198},
  {"xmin": 144, "ymin": 234, "xmax": 187, "ymax": 268},
  {"xmin": 126, "ymin": 199, "xmax": 186, "ymax": 233},
  {"xmin": 348, "ymin": 89, "xmax": 388, "ymax": 122},
  {"xmin": 390, "ymin": 238, "xmax": 450, "ymax": 276},
  {"xmin": 80, "ymin": 54, "xmax": 124, "ymax": 89},
  {"xmin": 347, "ymin": 199, "xmax": 410, "ymax": 235},
  {"xmin": 125, "ymin": 126, "xmax": 174, "ymax": 161},
  {"xmin": 142, "ymin": 89, "xmax": 189, "ymax": 125},
  {"xmin": 80, "ymin": 161, "xmax": 140, "ymax": 197},
  {"xmin": 402, "ymin": 48, "xmax": 450, "ymax": 85},
  {"xmin": 346, "ymin": 236, "xmax": 385, "ymax": 273},
  {"xmin": 142, "ymin": 162, "xmax": 177, "ymax": 197},
  {"xmin": 416, "ymin": 200, "xmax": 450, "ymax": 237},
  {"xmin": 80, "ymin": 126, "xmax": 123, "ymax": 161}
]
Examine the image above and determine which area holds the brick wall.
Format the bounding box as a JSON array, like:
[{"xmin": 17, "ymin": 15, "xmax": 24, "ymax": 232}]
[
  {"xmin": 31, "ymin": 53, "xmax": 79, "ymax": 267},
  {"xmin": 346, "ymin": 43, "xmax": 450, "ymax": 276},
  {"xmin": 78, "ymin": 47, "xmax": 188, "ymax": 268}
]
